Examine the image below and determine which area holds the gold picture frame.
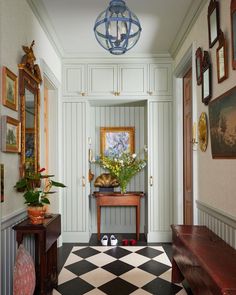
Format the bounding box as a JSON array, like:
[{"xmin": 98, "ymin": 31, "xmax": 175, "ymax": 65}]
[
  {"xmin": 1, "ymin": 116, "xmax": 21, "ymax": 153},
  {"xmin": 100, "ymin": 127, "xmax": 135, "ymax": 157},
  {"xmin": 2, "ymin": 67, "xmax": 18, "ymax": 111}
]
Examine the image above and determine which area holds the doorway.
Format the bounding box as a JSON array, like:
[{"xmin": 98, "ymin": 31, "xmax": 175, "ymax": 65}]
[{"xmin": 183, "ymin": 68, "xmax": 193, "ymax": 225}]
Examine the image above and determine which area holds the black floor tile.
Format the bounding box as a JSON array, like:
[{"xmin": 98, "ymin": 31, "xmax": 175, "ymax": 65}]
[
  {"xmin": 142, "ymin": 277, "xmax": 183, "ymax": 295},
  {"xmin": 73, "ymin": 246, "xmax": 100, "ymax": 258},
  {"xmin": 138, "ymin": 260, "xmax": 171, "ymax": 276},
  {"xmin": 56, "ymin": 277, "xmax": 94, "ymax": 295},
  {"xmin": 102, "ymin": 259, "xmax": 134, "ymax": 276},
  {"xmin": 135, "ymin": 246, "xmax": 163, "ymax": 258},
  {"xmin": 65, "ymin": 260, "xmax": 98, "ymax": 276},
  {"xmin": 104, "ymin": 246, "xmax": 132, "ymax": 259},
  {"xmin": 98, "ymin": 277, "xmax": 138, "ymax": 295}
]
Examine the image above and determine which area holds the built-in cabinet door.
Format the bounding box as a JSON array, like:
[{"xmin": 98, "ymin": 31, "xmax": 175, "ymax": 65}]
[
  {"xmin": 149, "ymin": 64, "xmax": 172, "ymax": 96},
  {"xmin": 87, "ymin": 64, "xmax": 117, "ymax": 96},
  {"xmin": 62, "ymin": 102, "xmax": 89, "ymax": 242},
  {"xmin": 148, "ymin": 101, "xmax": 173, "ymax": 242},
  {"xmin": 63, "ymin": 64, "xmax": 86, "ymax": 97},
  {"xmin": 118, "ymin": 64, "xmax": 148, "ymax": 96}
]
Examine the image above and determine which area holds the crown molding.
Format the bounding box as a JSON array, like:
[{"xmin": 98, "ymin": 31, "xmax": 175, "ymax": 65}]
[
  {"xmin": 169, "ymin": 0, "xmax": 208, "ymax": 58},
  {"xmin": 62, "ymin": 52, "xmax": 172, "ymax": 61},
  {"xmin": 26, "ymin": 0, "xmax": 64, "ymax": 58}
]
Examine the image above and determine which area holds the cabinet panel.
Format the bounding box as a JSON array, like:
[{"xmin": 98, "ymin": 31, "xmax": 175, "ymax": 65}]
[
  {"xmin": 149, "ymin": 64, "xmax": 172, "ymax": 96},
  {"xmin": 88, "ymin": 64, "xmax": 117, "ymax": 96},
  {"xmin": 62, "ymin": 102, "xmax": 89, "ymax": 242},
  {"xmin": 118, "ymin": 64, "xmax": 147, "ymax": 96},
  {"xmin": 63, "ymin": 64, "xmax": 86, "ymax": 96},
  {"xmin": 148, "ymin": 101, "xmax": 173, "ymax": 242}
]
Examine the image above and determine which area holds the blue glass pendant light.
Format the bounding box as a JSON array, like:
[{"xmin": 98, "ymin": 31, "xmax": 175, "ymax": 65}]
[{"xmin": 94, "ymin": 0, "xmax": 142, "ymax": 55}]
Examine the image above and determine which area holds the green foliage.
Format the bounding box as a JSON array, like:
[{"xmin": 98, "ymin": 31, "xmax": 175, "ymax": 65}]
[
  {"xmin": 14, "ymin": 168, "xmax": 66, "ymax": 207},
  {"xmin": 97, "ymin": 152, "xmax": 146, "ymax": 193}
]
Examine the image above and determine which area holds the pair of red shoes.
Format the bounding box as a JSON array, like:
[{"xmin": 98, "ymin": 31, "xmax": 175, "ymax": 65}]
[{"xmin": 122, "ymin": 239, "xmax": 137, "ymax": 246}]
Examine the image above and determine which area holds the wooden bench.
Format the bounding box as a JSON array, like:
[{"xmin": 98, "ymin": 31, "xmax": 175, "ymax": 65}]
[{"xmin": 171, "ymin": 225, "xmax": 236, "ymax": 295}]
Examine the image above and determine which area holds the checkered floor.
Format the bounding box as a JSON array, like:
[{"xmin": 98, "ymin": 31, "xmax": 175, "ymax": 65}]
[{"xmin": 53, "ymin": 246, "xmax": 187, "ymax": 295}]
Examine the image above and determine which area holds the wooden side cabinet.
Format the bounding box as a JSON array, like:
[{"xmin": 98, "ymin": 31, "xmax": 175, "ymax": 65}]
[{"xmin": 13, "ymin": 214, "xmax": 61, "ymax": 295}]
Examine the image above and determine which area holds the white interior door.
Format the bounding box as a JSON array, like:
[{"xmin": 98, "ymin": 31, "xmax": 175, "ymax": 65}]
[
  {"xmin": 148, "ymin": 100, "xmax": 173, "ymax": 242},
  {"xmin": 62, "ymin": 102, "xmax": 89, "ymax": 242}
]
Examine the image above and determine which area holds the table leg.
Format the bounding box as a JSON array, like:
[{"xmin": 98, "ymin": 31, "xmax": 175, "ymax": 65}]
[
  {"xmin": 97, "ymin": 204, "xmax": 101, "ymax": 241},
  {"xmin": 136, "ymin": 202, "xmax": 140, "ymax": 241}
]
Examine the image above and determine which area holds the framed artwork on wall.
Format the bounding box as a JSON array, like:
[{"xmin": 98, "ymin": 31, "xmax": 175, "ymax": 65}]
[
  {"xmin": 195, "ymin": 47, "xmax": 203, "ymax": 85},
  {"xmin": 209, "ymin": 86, "xmax": 236, "ymax": 158},
  {"xmin": 216, "ymin": 30, "xmax": 228, "ymax": 83},
  {"xmin": 208, "ymin": 0, "xmax": 220, "ymax": 48},
  {"xmin": 2, "ymin": 66, "xmax": 18, "ymax": 111},
  {"xmin": 1, "ymin": 116, "xmax": 21, "ymax": 153},
  {"xmin": 231, "ymin": 0, "xmax": 236, "ymax": 69},
  {"xmin": 202, "ymin": 51, "xmax": 212, "ymax": 105},
  {"xmin": 100, "ymin": 126, "xmax": 135, "ymax": 157}
]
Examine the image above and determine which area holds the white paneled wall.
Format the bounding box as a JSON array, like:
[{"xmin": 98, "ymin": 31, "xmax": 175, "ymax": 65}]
[
  {"xmin": 62, "ymin": 102, "xmax": 90, "ymax": 242},
  {"xmin": 1, "ymin": 211, "xmax": 35, "ymax": 295},
  {"xmin": 89, "ymin": 104, "xmax": 147, "ymax": 233},
  {"xmin": 197, "ymin": 200, "xmax": 236, "ymax": 249}
]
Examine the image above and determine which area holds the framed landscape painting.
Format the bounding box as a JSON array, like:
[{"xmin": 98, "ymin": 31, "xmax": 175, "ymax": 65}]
[
  {"xmin": 2, "ymin": 67, "xmax": 18, "ymax": 111},
  {"xmin": 1, "ymin": 116, "xmax": 21, "ymax": 153},
  {"xmin": 100, "ymin": 127, "xmax": 135, "ymax": 157},
  {"xmin": 209, "ymin": 86, "xmax": 236, "ymax": 158}
]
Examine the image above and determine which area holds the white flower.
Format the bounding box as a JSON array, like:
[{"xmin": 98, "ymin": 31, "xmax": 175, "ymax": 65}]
[
  {"xmin": 119, "ymin": 160, "xmax": 124, "ymax": 164},
  {"xmin": 114, "ymin": 158, "xmax": 117, "ymax": 162},
  {"xmin": 132, "ymin": 154, "xmax": 136, "ymax": 158}
]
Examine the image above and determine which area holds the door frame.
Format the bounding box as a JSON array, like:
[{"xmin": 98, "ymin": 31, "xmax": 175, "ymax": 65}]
[{"xmin": 173, "ymin": 42, "xmax": 198, "ymax": 225}]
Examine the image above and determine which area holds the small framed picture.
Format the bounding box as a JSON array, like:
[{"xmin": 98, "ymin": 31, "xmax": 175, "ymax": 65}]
[
  {"xmin": 2, "ymin": 66, "xmax": 18, "ymax": 111},
  {"xmin": 208, "ymin": 0, "xmax": 220, "ymax": 48},
  {"xmin": 195, "ymin": 47, "xmax": 203, "ymax": 85},
  {"xmin": 100, "ymin": 126, "xmax": 135, "ymax": 157},
  {"xmin": 1, "ymin": 116, "xmax": 21, "ymax": 153}
]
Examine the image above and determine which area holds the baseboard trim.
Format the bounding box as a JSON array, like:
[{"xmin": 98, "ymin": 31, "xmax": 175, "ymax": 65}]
[
  {"xmin": 62, "ymin": 232, "xmax": 90, "ymax": 243},
  {"xmin": 147, "ymin": 231, "xmax": 172, "ymax": 243}
]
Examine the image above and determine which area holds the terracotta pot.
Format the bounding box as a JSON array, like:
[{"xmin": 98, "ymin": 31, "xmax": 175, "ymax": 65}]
[{"xmin": 27, "ymin": 206, "xmax": 46, "ymax": 224}]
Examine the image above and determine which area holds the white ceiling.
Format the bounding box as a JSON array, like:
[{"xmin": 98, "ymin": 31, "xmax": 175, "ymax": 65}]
[{"xmin": 30, "ymin": 0, "xmax": 205, "ymax": 56}]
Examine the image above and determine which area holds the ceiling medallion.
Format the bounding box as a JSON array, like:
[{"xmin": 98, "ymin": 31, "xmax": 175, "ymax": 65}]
[{"xmin": 94, "ymin": 0, "xmax": 142, "ymax": 55}]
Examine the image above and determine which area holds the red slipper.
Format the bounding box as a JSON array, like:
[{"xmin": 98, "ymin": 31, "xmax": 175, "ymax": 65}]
[
  {"xmin": 129, "ymin": 239, "xmax": 137, "ymax": 246},
  {"xmin": 122, "ymin": 239, "xmax": 129, "ymax": 246}
]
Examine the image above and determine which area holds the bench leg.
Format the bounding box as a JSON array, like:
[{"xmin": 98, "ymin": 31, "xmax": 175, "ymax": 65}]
[{"xmin": 171, "ymin": 258, "xmax": 184, "ymax": 283}]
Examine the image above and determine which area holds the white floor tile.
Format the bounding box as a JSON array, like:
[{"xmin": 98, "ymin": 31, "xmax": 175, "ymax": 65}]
[
  {"xmin": 120, "ymin": 268, "xmax": 156, "ymax": 287},
  {"xmin": 58, "ymin": 268, "xmax": 77, "ymax": 285},
  {"xmin": 130, "ymin": 288, "xmax": 153, "ymax": 294},
  {"xmin": 176, "ymin": 288, "xmax": 188, "ymax": 295},
  {"xmin": 159, "ymin": 269, "xmax": 172, "ymax": 282},
  {"xmin": 85, "ymin": 252, "xmax": 116, "ymax": 267},
  {"xmin": 120, "ymin": 253, "xmax": 150, "ymax": 267},
  {"xmin": 148, "ymin": 246, "xmax": 164, "ymax": 252},
  {"xmin": 90, "ymin": 246, "xmax": 116, "ymax": 252},
  {"xmin": 80, "ymin": 268, "xmax": 116, "ymax": 287},
  {"xmin": 120, "ymin": 246, "xmax": 145, "ymax": 252},
  {"xmin": 153, "ymin": 252, "xmax": 172, "ymax": 266},
  {"xmin": 53, "ymin": 289, "xmax": 61, "ymax": 295},
  {"xmin": 64, "ymin": 252, "xmax": 83, "ymax": 266},
  {"xmin": 84, "ymin": 289, "xmax": 107, "ymax": 295}
]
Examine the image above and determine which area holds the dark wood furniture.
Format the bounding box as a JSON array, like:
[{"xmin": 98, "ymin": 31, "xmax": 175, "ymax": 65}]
[
  {"xmin": 93, "ymin": 192, "xmax": 144, "ymax": 241},
  {"xmin": 171, "ymin": 224, "xmax": 236, "ymax": 295},
  {"xmin": 13, "ymin": 214, "xmax": 61, "ymax": 295}
]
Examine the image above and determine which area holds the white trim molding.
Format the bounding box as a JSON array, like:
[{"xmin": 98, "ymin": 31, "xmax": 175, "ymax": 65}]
[
  {"xmin": 197, "ymin": 200, "xmax": 236, "ymax": 249},
  {"xmin": 170, "ymin": 0, "xmax": 208, "ymax": 58}
]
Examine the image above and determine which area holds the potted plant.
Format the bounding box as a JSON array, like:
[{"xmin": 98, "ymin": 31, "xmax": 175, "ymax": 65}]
[{"xmin": 14, "ymin": 168, "xmax": 66, "ymax": 224}]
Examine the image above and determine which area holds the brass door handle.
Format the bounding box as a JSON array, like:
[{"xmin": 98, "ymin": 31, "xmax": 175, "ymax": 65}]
[
  {"xmin": 82, "ymin": 176, "xmax": 86, "ymax": 187},
  {"xmin": 80, "ymin": 92, "xmax": 86, "ymax": 96},
  {"xmin": 150, "ymin": 176, "xmax": 153, "ymax": 186},
  {"xmin": 147, "ymin": 91, "xmax": 153, "ymax": 95}
]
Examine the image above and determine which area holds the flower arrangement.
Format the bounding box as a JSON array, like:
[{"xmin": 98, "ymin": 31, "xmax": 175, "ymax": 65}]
[
  {"xmin": 14, "ymin": 168, "xmax": 66, "ymax": 207},
  {"xmin": 97, "ymin": 152, "xmax": 146, "ymax": 193}
]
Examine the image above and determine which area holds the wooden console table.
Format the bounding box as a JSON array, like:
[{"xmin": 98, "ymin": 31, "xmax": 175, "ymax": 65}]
[
  {"xmin": 93, "ymin": 192, "xmax": 144, "ymax": 241},
  {"xmin": 13, "ymin": 214, "xmax": 61, "ymax": 295}
]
